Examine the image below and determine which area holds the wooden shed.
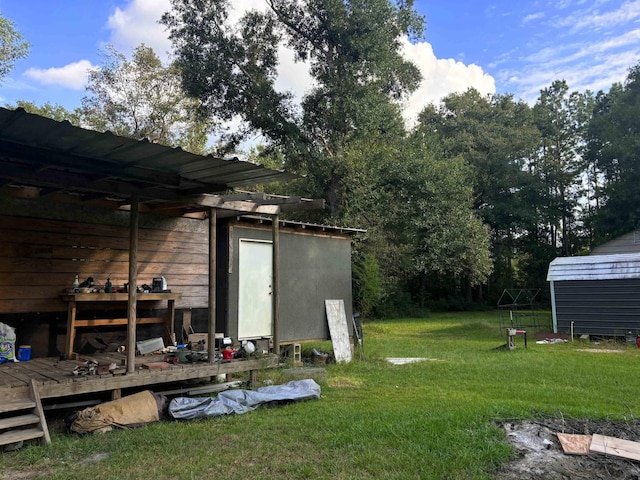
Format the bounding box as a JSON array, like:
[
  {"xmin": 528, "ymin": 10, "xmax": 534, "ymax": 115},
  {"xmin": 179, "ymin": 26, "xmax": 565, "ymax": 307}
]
[
  {"xmin": 0, "ymin": 107, "xmax": 343, "ymax": 367},
  {"xmin": 547, "ymin": 252, "xmax": 640, "ymax": 337}
]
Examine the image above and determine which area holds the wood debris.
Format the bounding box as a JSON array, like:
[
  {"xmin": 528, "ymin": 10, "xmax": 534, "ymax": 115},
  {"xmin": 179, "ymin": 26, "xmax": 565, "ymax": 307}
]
[
  {"xmin": 590, "ymin": 433, "xmax": 640, "ymax": 462},
  {"xmin": 557, "ymin": 433, "xmax": 592, "ymax": 455}
]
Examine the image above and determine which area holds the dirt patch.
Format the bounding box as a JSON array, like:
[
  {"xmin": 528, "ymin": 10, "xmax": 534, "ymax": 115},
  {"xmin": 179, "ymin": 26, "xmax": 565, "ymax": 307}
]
[{"xmin": 494, "ymin": 418, "xmax": 640, "ymax": 479}]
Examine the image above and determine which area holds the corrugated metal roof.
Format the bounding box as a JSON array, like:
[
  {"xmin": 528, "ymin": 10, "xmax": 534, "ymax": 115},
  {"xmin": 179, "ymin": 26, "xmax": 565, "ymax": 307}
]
[
  {"xmin": 0, "ymin": 107, "xmax": 297, "ymax": 205},
  {"xmin": 547, "ymin": 253, "xmax": 640, "ymax": 281}
]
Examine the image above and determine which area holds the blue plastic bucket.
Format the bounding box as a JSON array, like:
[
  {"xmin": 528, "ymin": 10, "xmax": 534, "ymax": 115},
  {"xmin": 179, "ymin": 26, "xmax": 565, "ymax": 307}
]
[{"xmin": 17, "ymin": 345, "xmax": 31, "ymax": 361}]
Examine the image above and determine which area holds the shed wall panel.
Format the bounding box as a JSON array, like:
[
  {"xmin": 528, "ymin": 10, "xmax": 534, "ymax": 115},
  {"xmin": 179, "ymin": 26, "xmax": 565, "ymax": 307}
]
[
  {"xmin": 225, "ymin": 224, "xmax": 353, "ymax": 343},
  {"xmin": 554, "ymin": 279, "xmax": 640, "ymax": 336}
]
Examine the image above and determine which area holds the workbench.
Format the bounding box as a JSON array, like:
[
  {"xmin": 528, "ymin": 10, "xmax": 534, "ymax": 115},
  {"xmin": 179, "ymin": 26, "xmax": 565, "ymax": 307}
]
[{"xmin": 61, "ymin": 293, "xmax": 181, "ymax": 358}]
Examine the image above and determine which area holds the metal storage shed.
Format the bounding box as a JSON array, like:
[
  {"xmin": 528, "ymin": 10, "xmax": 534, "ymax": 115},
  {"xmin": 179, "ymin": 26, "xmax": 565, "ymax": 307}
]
[{"xmin": 547, "ymin": 253, "xmax": 640, "ymax": 336}]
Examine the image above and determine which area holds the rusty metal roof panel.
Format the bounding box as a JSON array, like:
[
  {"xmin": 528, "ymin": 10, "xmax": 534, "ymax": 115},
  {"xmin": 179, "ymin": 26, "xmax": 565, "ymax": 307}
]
[{"xmin": 0, "ymin": 107, "xmax": 297, "ymax": 202}]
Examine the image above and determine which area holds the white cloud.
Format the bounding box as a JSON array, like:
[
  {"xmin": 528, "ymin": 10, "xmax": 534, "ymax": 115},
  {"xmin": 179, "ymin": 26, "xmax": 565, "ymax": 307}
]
[
  {"xmin": 23, "ymin": 60, "xmax": 94, "ymax": 90},
  {"xmin": 502, "ymin": 23, "xmax": 640, "ymax": 103},
  {"xmin": 400, "ymin": 39, "xmax": 496, "ymax": 125},
  {"xmin": 107, "ymin": 0, "xmax": 172, "ymax": 58},
  {"xmin": 105, "ymin": 0, "xmax": 270, "ymax": 58},
  {"xmin": 553, "ymin": 0, "xmax": 640, "ymax": 32},
  {"xmin": 522, "ymin": 12, "xmax": 545, "ymax": 24}
]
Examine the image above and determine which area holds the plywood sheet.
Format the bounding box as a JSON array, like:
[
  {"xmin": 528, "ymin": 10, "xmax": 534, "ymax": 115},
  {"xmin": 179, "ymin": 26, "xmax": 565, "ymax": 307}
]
[
  {"xmin": 590, "ymin": 433, "xmax": 640, "ymax": 462},
  {"xmin": 325, "ymin": 299, "xmax": 352, "ymax": 363},
  {"xmin": 557, "ymin": 433, "xmax": 592, "ymax": 455}
]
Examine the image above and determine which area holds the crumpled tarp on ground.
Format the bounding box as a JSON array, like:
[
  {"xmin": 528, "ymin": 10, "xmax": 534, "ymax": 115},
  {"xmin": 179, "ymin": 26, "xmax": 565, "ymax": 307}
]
[
  {"xmin": 68, "ymin": 390, "xmax": 165, "ymax": 434},
  {"xmin": 169, "ymin": 379, "xmax": 321, "ymax": 420}
]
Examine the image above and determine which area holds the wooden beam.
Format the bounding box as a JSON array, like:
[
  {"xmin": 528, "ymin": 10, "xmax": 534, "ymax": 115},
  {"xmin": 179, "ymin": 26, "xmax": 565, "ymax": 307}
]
[
  {"xmin": 208, "ymin": 208, "xmax": 217, "ymax": 363},
  {"xmin": 272, "ymin": 215, "xmax": 280, "ymax": 355},
  {"xmin": 216, "ymin": 192, "xmax": 268, "ymax": 202},
  {"xmin": 151, "ymin": 196, "xmax": 224, "ymax": 211},
  {"xmin": 126, "ymin": 195, "xmax": 139, "ymax": 374},
  {"xmin": 279, "ymin": 198, "xmax": 325, "ymax": 211},
  {"xmin": 218, "ymin": 201, "xmax": 280, "ymax": 214}
]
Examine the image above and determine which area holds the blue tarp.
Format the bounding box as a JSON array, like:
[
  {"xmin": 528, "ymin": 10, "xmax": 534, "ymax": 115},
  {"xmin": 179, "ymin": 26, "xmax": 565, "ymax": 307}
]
[{"xmin": 168, "ymin": 379, "xmax": 321, "ymax": 420}]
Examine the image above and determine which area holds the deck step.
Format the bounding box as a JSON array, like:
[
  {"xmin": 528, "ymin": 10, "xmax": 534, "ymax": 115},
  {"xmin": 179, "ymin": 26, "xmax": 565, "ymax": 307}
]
[
  {"xmin": 0, "ymin": 380, "xmax": 50, "ymax": 451},
  {"xmin": 0, "ymin": 414, "xmax": 41, "ymax": 430},
  {"xmin": 0, "ymin": 428, "xmax": 44, "ymax": 446},
  {"xmin": 0, "ymin": 400, "xmax": 36, "ymax": 414}
]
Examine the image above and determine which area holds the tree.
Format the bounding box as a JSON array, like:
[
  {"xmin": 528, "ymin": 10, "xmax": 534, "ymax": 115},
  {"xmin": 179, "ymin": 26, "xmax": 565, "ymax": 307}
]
[
  {"xmin": 532, "ymin": 80, "xmax": 593, "ymax": 256},
  {"xmin": 162, "ymin": 0, "xmax": 424, "ymax": 218},
  {"xmin": 586, "ymin": 63, "xmax": 640, "ymax": 243},
  {"xmin": 414, "ymin": 89, "xmax": 538, "ymax": 301},
  {"xmin": 0, "ymin": 13, "xmax": 29, "ymax": 83},
  {"xmin": 340, "ymin": 130, "xmax": 492, "ymax": 308},
  {"xmin": 81, "ymin": 44, "xmax": 210, "ymax": 154},
  {"xmin": 163, "ymin": 0, "xmax": 495, "ymax": 311},
  {"xmin": 8, "ymin": 100, "xmax": 81, "ymax": 125}
]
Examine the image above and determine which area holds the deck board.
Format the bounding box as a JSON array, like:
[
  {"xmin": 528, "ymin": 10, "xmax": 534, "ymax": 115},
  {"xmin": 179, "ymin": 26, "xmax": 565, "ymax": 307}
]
[{"xmin": 0, "ymin": 354, "xmax": 279, "ymax": 402}]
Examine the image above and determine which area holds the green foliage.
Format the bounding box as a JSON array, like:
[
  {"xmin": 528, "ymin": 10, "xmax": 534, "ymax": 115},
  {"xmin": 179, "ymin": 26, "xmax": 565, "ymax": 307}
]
[
  {"xmin": 532, "ymin": 80, "xmax": 594, "ymax": 256},
  {"xmin": 80, "ymin": 44, "xmax": 211, "ymax": 154},
  {"xmin": 163, "ymin": 0, "xmax": 424, "ymax": 215},
  {"xmin": 7, "ymin": 100, "xmax": 82, "ymax": 124},
  {"xmin": 586, "ymin": 62, "xmax": 640, "ymax": 242},
  {"xmin": 352, "ymin": 253, "xmax": 384, "ymax": 318},
  {"xmin": 0, "ymin": 13, "xmax": 29, "ymax": 83},
  {"xmin": 414, "ymin": 89, "xmax": 537, "ymax": 302}
]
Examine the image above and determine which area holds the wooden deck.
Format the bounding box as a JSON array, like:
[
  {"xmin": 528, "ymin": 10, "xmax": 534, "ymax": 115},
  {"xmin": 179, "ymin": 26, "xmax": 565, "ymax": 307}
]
[{"xmin": 0, "ymin": 353, "xmax": 279, "ymax": 402}]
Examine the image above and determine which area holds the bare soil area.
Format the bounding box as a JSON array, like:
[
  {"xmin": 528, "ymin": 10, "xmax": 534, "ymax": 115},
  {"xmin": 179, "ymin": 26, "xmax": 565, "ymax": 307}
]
[{"xmin": 494, "ymin": 418, "xmax": 640, "ymax": 479}]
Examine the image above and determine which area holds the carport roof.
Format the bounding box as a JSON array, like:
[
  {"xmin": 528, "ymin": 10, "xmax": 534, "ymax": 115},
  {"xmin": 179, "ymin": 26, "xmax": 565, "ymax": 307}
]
[{"xmin": 0, "ymin": 107, "xmax": 300, "ymax": 212}]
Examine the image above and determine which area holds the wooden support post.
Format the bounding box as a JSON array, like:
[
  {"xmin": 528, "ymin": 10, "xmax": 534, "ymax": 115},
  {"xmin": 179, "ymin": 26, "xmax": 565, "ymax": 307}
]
[
  {"xmin": 208, "ymin": 208, "xmax": 217, "ymax": 363},
  {"xmin": 127, "ymin": 195, "xmax": 139, "ymax": 374},
  {"xmin": 272, "ymin": 215, "xmax": 280, "ymax": 355},
  {"xmin": 65, "ymin": 299, "xmax": 77, "ymax": 358}
]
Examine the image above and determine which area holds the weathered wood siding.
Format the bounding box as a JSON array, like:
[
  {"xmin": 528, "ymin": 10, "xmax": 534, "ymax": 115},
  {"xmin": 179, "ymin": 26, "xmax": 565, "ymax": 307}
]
[{"xmin": 0, "ymin": 199, "xmax": 210, "ymax": 315}]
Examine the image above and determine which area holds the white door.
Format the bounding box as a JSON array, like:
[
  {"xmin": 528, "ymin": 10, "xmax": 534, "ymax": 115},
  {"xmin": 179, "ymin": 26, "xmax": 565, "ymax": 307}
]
[{"xmin": 238, "ymin": 239, "xmax": 273, "ymax": 339}]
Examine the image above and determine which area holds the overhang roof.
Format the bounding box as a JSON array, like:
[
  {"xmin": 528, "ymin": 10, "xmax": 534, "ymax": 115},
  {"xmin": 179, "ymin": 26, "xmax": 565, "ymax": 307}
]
[
  {"xmin": 547, "ymin": 253, "xmax": 640, "ymax": 281},
  {"xmin": 0, "ymin": 107, "xmax": 302, "ymax": 214}
]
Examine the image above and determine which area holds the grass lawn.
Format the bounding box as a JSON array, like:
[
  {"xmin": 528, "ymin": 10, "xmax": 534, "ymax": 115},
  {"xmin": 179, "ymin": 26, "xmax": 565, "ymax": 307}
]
[{"xmin": 3, "ymin": 310, "xmax": 640, "ymax": 479}]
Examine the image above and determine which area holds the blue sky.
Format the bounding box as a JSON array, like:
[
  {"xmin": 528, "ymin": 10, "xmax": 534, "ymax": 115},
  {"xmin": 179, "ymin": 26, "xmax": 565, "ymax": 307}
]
[{"xmin": 0, "ymin": 0, "xmax": 638, "ymax": 125}]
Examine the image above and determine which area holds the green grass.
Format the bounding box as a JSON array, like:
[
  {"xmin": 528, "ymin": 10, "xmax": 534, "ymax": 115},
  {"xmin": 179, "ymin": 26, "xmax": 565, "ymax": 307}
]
[{"xmin": 3, "ymin": 311, "xmax": 640, "ymax": 479}]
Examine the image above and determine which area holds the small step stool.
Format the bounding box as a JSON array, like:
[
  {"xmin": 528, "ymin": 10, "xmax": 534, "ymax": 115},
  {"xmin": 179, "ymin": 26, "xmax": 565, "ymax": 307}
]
[
  {"xmin": 506, "ymin": 328, "xmax": 527, "ymax": 350},
  {"xmin": 0, "ymin": 379, "xmax": 50, "ymax": 450}
]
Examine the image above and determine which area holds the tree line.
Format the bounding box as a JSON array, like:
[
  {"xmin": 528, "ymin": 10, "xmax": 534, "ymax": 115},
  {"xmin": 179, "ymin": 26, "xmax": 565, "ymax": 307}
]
[{"xmin": 2, "ymin": 2, "xmax": 638, "ymax": 316}]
